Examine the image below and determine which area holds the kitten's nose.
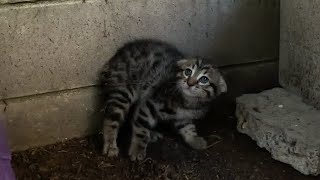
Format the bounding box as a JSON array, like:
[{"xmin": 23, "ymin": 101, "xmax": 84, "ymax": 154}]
[{"xmin": 187, "ymin": 78, "xmax": 197, "ymax": 86}]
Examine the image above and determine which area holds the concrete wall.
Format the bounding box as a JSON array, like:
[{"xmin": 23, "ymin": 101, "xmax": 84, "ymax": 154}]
[
  {"xmin": 279, "ymin": 0, "xmax": 320, "ymax": 109},
  {"xmin": 0, "ymin": 0, "xmax": 280, "ymax": 151}
]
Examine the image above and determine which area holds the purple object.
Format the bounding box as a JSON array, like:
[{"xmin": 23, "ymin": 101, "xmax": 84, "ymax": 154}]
[{"xmin": 0, "ymin": 116, "xmax": 15, "ymax": 180}]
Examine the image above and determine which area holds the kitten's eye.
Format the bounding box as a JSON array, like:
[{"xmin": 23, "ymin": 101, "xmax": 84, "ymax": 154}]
[
  {"xmin": 184, "ymin": 68, "xmax": 192, "ymax": 76},
  {"xmin": 199, "ymin": 76, "xmax": 209, "ymax": 84}
]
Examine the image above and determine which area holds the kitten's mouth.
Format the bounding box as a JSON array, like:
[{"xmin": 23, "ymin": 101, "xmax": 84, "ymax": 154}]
[{"xmin": 182, "ymin": 86, "xmax": 197, "ymax": 96}]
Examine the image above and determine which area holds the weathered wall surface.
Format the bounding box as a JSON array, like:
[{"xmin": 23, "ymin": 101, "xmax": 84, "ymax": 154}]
[
  {"xmin": 0, "ymin": 0, "xmax": 280, "ymax": 150},
  {"xmin": 0, "ymin": 0, "xmax": 279, "ymax": 99},
  {"xmin": 0, "ymin": 88, "xmax": 102, "ymax": 150},
  {"xmin": 279, "ymin": 0, "xmax": 320, "ymax": 109}
]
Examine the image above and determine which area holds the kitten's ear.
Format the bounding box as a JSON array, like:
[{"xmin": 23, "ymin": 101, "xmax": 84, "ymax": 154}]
[{"xmin": 217, "ymin": 75, "xmax": 227, "ymax": 95}]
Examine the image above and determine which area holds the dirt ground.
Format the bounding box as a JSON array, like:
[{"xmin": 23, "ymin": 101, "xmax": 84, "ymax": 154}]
[{"xmin": 11, "ymin": 100, "xmax": 320, "ymax": 180}]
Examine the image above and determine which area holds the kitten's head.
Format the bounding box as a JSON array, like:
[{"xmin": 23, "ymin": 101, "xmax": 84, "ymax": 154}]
[{"xmin": 175, "ymin": 58, "xmax": 227, "ymax": 99}]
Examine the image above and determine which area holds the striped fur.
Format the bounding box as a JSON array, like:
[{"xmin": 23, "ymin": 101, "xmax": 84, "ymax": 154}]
[{"xmin": 100, "ymin": 39, "xmax": 227, "ymax": 161}]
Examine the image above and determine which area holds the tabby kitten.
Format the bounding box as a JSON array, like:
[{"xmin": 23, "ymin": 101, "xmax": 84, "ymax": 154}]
[{"xmin": 100, "ymin": 39, "xmax": 227, "ymax": 161}]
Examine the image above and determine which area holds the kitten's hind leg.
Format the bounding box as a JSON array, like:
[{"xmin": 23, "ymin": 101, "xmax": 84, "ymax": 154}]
[
  {"xmin": 102, "ymin": 88, "xmax": 134, "ymax": 157},
  {"xmin": 103, "ymin": 119, "xmax": 120, "ymax": 157},
  {"xmin": 129, "ymin": 101, "xmax": 157, "ymax": 161},
  {"xmin": 129, "ymin": 123, "xmax": 151, "ymax": 161}
]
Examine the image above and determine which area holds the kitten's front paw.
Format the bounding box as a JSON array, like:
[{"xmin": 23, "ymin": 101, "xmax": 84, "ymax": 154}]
[
  {"xmin": 187, "ymin": 136, "xmax": 207, "ymax": 150},
  {"xmin": 129, "ymin": 148, "xmax": 146, "ymax": 161},
  {"xmin": 103, "ymin": 143, "xmax": 119, "ymax": 157}
]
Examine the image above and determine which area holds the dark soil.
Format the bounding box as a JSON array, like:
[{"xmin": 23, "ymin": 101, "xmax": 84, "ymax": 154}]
[{"xmin": 11, "ymin": 100, "xmax": 320, "ymax": 180}]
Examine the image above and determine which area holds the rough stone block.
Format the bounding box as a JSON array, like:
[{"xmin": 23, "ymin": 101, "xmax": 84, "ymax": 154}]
[
  {"xmin": 0, "ymin": 0, "xmax": 279, "ymax": 99},
  {"xmin": 0, "ymin": 87, "xmax": 102, "ymax": 151},
  {"xmin": 236, "ymin": 88, "xmax": 320, "ymax": 175}
]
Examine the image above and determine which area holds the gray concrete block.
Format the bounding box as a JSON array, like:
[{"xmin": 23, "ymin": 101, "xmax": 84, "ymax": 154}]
[
  {"xmin": 0, "ymin": 0, "xmax": 279, "ymax": 99},
  {"xmin": 0, "ymin": 87, "xmax": 103, "ymax": 151},
  {"xmin": 279, "ymin": 0, "xmax": 320, "ymax": 109},
  {"xmin": 236, "ymin": 88, "xmax": 320, "ymax": 175}
]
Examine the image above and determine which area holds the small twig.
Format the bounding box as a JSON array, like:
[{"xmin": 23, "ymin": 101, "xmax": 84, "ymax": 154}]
[
  {"xmin": 58, "ymin": 150, "xmax": 68, "ymax": 153},
  {"xmin": 206, "ymin": 140, "xmax": 222, "ymax": 149},
  {"xmin": 158, "ymin": 165, "xmax": 170, "ymax": 179},
  {"xmin": 76, "ymin": 164, "xmax": 82, "ymax": 175},
  {"xmin": 99, "ymin": 162, "xmax": 115, "ymax": 168},
  {"xmin": 205, "ymin": 134, "xmax": 222, "ymax": 139},
  {"xmin": 105, "ymin": 163, "xmax": 115, "ymax": 167},
  {"xmin": 163, "ymin": 165, "xmax": 169, "ymax": 178},
  {"xmin": 139, "ymin": 157, "xmax": 152, "ymax": 165},
  {"xmin": 205, "ymin": 134, "xmax": 222, "ymax": 149},
  {"xmin": 42, "ymin": 149, "xmax": 53, "ymax": 154}
]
